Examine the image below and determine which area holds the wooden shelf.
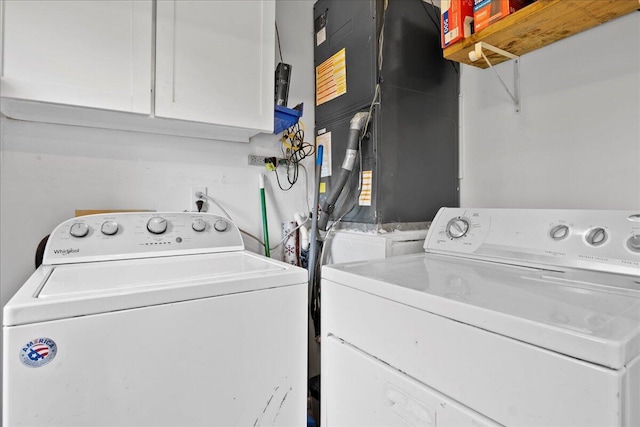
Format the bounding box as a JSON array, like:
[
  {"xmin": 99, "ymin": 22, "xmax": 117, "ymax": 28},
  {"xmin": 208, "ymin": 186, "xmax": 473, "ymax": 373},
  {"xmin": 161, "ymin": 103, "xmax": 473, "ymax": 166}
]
[{"xmin": 443, "ymin": 0, "xmax": 639, "ymax": 68}]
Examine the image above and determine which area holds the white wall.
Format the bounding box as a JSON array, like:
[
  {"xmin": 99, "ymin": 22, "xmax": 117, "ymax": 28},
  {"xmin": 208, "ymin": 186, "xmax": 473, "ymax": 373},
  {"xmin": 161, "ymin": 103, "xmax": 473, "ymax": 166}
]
[
  {"xmin": 460, "ymin": 12, "xmax": 640, "ymax": 209},
  {"xmin": 0, "ymin": 0, "xmax": 315, "ymax": 410}
]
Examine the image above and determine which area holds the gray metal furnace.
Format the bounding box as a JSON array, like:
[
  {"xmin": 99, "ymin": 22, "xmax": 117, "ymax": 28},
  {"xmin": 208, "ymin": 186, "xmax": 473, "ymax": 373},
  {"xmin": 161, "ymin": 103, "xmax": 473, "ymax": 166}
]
[{"xmin": 314, "ymin": 0, "xmax": 459, "ymax": 226}]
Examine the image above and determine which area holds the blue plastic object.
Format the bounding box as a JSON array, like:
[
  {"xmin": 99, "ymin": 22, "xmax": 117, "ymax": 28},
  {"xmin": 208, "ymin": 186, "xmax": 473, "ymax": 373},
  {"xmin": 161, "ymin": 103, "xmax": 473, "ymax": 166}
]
[
  {"xmin": 307, "ymin": 414, "xmax": 316, "ymax": 427},
  {"xmin": 274, "ymin": 103, "xmax": 303, "ymax": 134}
]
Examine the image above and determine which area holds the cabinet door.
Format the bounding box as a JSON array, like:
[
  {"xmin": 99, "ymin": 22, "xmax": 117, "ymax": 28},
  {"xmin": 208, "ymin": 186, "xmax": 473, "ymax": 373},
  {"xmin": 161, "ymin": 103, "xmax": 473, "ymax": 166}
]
[
  {"xmin": 155, "ymin": 0, "xmax": 275, "ymax": 133},
  {"xmin": 0, "ymin": 0, "xmax": 152, "ymax": 114}
]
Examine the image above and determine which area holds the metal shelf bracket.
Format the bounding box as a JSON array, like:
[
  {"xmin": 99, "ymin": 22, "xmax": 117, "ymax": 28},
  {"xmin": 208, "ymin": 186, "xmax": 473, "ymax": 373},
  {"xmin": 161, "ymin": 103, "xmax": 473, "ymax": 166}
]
[{"xmin": 469, "ymin": 42, "xmax": 521, "ymax": 113}]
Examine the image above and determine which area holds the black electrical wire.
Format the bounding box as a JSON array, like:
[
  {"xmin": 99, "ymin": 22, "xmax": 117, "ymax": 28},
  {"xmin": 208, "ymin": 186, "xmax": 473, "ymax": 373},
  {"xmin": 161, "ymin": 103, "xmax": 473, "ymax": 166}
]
[
  {"xmin": 420, "ymin": 0, "xmax": 441, "ymax": 33},
  {"xmin": 273, "ymin": 121, "xmax": 315, "ymax": 191},
  {"xmin": 310, "ymin": 238, "xmax": 323, "ymax": 339},
  {"xmin": 275, "ymin": 22, "xmax": 284, "ymax": 63},
  {"xmin": 309, "ymin": 4, "xmax": 387, "ymax": 339},
  {"xmin": 274, "ymin": 165, "xmax": 295, "ymax": 191}
]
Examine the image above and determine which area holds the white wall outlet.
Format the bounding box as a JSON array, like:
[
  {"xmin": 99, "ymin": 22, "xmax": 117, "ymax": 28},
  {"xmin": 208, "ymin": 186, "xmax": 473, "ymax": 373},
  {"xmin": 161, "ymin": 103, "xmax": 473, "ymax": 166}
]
[
  {"xmin": 191, "ymin": 186, "xmax": 208, "ymax": 212},
  {"xmin": 248, "ymin": 155, "xmax": 266, "ymax": 167},
  {"xmin": 248, "ymin": 155, "xmax": 287, "ymax": 168}
]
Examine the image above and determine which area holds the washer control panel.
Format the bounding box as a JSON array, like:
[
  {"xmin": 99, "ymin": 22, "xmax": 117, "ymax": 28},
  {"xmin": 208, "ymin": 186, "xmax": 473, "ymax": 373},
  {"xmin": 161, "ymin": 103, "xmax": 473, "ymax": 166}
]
[
  {"xmin": 425, "ymin": 208, "xmax": 640, "ymax": 276},
  {"xmin": 44, "ymin": 212, "xmax": 244, "ymax": 265}
]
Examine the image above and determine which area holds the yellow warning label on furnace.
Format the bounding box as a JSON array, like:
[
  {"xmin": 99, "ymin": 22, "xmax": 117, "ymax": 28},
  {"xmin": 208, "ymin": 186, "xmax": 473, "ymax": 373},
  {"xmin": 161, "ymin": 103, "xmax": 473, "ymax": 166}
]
[
  {"xmin": 316, "ymin": 48, "xmax": 347, "ymax": 106},
  {"xmin": 359, "ymin": 170, "xmax": 372, "ymax": 206}
]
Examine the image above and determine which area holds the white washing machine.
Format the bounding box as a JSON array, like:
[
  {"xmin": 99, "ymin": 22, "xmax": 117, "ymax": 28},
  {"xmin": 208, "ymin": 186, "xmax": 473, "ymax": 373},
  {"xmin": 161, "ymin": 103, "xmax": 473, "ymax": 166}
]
[
  {"xmin": 321, "ymin": 208, "xmax": 640, "ymax": 426},
  {"xmin": 3, "ymin": 212, "xmax": 308, "ymax": 426}
]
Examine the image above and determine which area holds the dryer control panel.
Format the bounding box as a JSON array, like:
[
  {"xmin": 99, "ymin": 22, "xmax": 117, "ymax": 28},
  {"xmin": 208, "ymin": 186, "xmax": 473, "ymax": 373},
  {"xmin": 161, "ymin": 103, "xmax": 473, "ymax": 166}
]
[
  {"xmin": 44, "ymin": 212, "xmax": 244, "ymax": 265},
  {"xmin": 425, "ymin": 208, "xmax": 640, "ymax": 276}
]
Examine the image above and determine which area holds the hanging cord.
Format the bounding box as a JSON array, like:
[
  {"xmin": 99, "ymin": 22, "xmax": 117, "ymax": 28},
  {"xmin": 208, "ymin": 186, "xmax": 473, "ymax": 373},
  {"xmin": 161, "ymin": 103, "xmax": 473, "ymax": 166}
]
[
  {"xmin": 236, "ymin": 216, "xmax": 310, "ymax": 252},
  {"xmin": 269, "ymin": 217, "xmax": 310, "ymax": 251},
  {"xmin": 378, "ymin": 21, "xmax": 385, "ymax": 72},
  {"xmin": 273, "ymin": 120, "xmax": 315, "ymax": 191},
  {"xmin": 195, "ymin": 191, "xmax": 233, "ymax": 220},
  {"xmin": 195, "ymin": 191, "xmax": 267, "ymax": 250},
  {"xmin": 420, "ymin": 0, "xmax": 440, "ymax": 34},
  {"xmin": 299, "ymin": 163, "xmax": 312, "ymax": 215},
  {"xmin": 197, "ymin": 188, "xmax": 310, "ymax": 251},
  {"xmin": 319, "ymin": 201, "xmax": 359, "ymax": 266},
  {"xmin": 241, "ymin": 229, "xmax": 265, "ymax": 248},
  {"xmin": 275, "ymin": 22, "xmax": 284, "ymax": 63},
  {"xmin": 310, "ymin": 121, "xmax": 368, "ymax": 341},
  {"xmin": 311, "ymin": 4, "xmax": 387, "ymax": 341}
]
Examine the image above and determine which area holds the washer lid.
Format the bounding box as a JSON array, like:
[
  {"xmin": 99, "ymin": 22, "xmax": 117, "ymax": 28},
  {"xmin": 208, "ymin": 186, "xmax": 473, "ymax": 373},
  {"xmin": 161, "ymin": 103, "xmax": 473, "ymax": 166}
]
[
  {"xmin": 322, "ymin": 253, "xmax": 640, "ymax": 369},
  {"xmin": 4, "ymin": 252, "xmax": 307, "ymax": 326}
]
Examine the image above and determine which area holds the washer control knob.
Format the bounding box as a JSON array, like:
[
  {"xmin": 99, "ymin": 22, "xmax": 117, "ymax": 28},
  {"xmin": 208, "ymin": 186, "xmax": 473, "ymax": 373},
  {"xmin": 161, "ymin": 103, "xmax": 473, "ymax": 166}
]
[
  {"xmin": 627, "ymin": 235, "xmax": 640, "ymax": 253},
  {"xmin": 101, "ymin": 220, "xmax": 119, "ymax": 236},
  {"xmin": 446, "ymin": 218, "xmax": 469, "ymax": 239},
  {"xmin": 550, "ymin": 224, "xmax": 570, "ymax": 241},
  {"xmin": 192, "ymin": 218, "xmax": 206, "ymax": 232},
  {"xmin": 147, "ymin": 217, "xmax": 168, "ymax": 235},
  {"xmin": 586, "ymin": 227, "xmax": 607, "ymax": 247},
  {"xmin": 214, "ymin": 219, "xmax": 228, "ymax": 232},
  {"xmin": 69, "ymin": 222, "xmax": 90, "ymax": 238}
]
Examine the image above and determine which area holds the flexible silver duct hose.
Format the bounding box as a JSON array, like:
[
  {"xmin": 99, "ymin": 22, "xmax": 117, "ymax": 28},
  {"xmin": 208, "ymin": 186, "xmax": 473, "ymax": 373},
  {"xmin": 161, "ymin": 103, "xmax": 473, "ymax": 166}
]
[{"xmin": 317, "ymin": 111, "xmax": 369, "ymax": 231}]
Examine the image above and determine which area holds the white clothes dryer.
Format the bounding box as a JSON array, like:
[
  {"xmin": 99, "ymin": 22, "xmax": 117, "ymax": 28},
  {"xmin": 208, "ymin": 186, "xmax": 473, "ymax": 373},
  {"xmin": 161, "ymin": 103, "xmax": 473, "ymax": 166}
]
[
  {"xmin": 3, "ymin": 212, "xmax": 307, "ymax": 426},
  {"xmin": 321, "ymin": 208, "xmax": 640, "ymax": 427}
]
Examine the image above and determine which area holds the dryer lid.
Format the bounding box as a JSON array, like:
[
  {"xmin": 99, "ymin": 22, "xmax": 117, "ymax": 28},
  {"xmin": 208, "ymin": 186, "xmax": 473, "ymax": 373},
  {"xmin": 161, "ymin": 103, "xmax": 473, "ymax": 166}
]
[{"xmin": 323, "ymin": 253, "xmax": 640, "ymax": 370}]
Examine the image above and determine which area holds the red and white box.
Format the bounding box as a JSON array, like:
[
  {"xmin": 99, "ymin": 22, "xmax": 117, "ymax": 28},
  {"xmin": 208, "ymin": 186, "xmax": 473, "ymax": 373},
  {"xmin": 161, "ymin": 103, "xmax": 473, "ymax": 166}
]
[
  {"xmin": 474, "ymin": 0, "xmax": 533, "ymax": 33},
  {"xmin": 441, "ymin": 0, "xmax": 474, "ymax": 48}
]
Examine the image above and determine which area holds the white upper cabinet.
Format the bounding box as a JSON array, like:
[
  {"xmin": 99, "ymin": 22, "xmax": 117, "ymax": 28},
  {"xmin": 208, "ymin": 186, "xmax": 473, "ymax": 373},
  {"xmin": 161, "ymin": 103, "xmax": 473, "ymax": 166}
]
[
  {"xmin": 0, "ymin": 0, "xmax": 276, "ymax": 140},
  {"xmin": 1, "ymin": 0, "xmax": 153, "ymax": 114},
  {"xmin": 155, "ymin": 0, "xmax": 275, "ymax": 133}
]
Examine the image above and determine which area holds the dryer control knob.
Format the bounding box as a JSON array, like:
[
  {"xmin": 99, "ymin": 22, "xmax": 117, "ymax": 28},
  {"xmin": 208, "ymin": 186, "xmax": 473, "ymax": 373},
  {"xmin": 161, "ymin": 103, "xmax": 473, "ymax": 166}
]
[
  {"xmin": 147, "ymin": 217, "xmax": 168, "ymax": 235},
  {"xmin": 627, "ymin": 235, "xmax": 640, "ymax": 253},
  {"xmin": 192, "ymin": 218, "xmax": 206, "ymax": 232},
  {"xmin": 69, "ymin": 222, "xmax": 90, "ymax": 238},
  {"xmin": 446, "ymin": 218, "xmax": 469, "ymax": 239},
  {"xmin": 585, "ymin": 227, "xmax": 607, "ymax": 247},
  {"xmin": 214, "ymin": 219, "xmax": 228, "ymax": 232},
  {"xmin": 550, "ymin": 224, "xmax": 570, "ymax": 241},
  {"xmin": 101, "ymin": 220, "xmax": 119, "ymax": 236}
]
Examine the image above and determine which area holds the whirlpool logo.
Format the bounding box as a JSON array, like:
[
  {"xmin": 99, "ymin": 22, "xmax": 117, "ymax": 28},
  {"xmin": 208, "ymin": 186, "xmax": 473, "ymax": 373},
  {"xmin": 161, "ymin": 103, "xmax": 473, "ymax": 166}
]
[{"xmin": 53, "ymin": 248, "xmax": 80, "ymax": 256}]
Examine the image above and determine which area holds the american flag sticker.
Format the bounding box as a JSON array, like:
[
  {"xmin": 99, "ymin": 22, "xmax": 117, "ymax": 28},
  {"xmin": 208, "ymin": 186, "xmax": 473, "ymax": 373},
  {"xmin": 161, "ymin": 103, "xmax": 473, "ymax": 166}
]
[{"xmin": 20, "ymin": 338, "xmax": 58, "ymax": 368}]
